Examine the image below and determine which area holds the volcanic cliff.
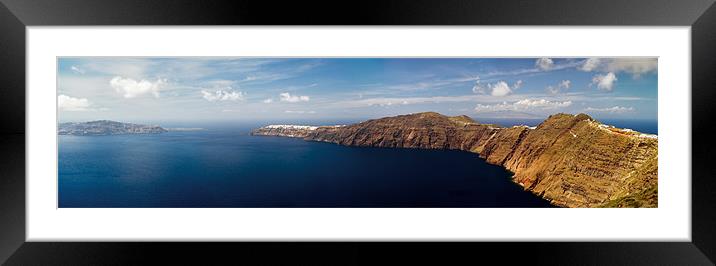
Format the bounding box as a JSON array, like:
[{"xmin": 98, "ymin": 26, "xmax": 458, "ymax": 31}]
[{"xmin": 251, "ymin": 112, "xmax": 658, "ymax": 208}]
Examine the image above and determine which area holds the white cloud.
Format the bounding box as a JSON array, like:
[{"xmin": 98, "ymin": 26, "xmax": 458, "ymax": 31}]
[
  {"xmin": 279, "ymin": 92, "xmax": 310, "ymax": 103},
  {"xmin": 206, "ymin": 79, "xmax": 236, "ymax": 87},
  {"xmin": 513, "ymin": 98, "xmax": 572, "ymax": 109},
  {"xmin": 58, "ymin": 94, "xmax": 91, "ymax": 111},
  {"xmin": 475, "ymin": 60, "xmax": 581, "ymax": 79},
  {"xmin": 334, "ymin": 93, "xmax": 551, "ymax": 109},
  {"xmin": 263, "ymin": 98, "xmax": 274, "ymax": 103},
  {"xmin": 535, "ymin": 58, "xmax": 554, "ymax": 71},
  {"xmin": 70, "ymin": 65, "xmax": 85, "ymax": 74},
  {"xmin": 490, "ymin": 81, "xmax": 512, "ymax": 97},
  {"xmin": 604, "ymin": 58, "xmax": 657, "ymax": 77},
  {"xmin": 285, "ymin": 110, "xmax": 316, "ymax": 114},
  {"xmin": 579, "ymin": 58, "xmax": 601, "ymax": 71},
  {"xmin": 585, "ymin": 106, "xmax": 635, "ymax": 113},
  {"xmin": 471, "ymin": 81, "xmax": 486, "ymax": 94},
  {"xmin": 296, "ymin": 61, "xmax": 323, "ymax": 72},
  {"xmin": 546, "ymin": 86, "xmax": 558, "ymax": 94},
  {"xmin": 547, "ymin": 80, "xmax": 571, "ymax": 94},
  {"xmin": 240, "ymin": 73, "xmax": 294, "ymax": 83},
  {"xmin": 591, "ymin": 72, "xmax": 618, "ymax": 91},
  {"xmin": 579, "ymin": 58, "xmax": 657, "ymax": 78},
  {"xmin": 341, "ymin": 95, "xmax": 481, "ymax": 108},
  {"xmin": 513, "ymin": 80, "xmax": 523, "ymax": 90},
  {"xmin": 201, "ymin": 87, "xmax": 245, "ymax": 101},
  {"xmin": 560, "ymin": 80, "xmax": 571, "ymax": 89},
  {"xmin": 369, "ymin": 100, "xmax": 412, "ymax": 107},
  {"xmin": 475, "ymin": 98, "xmax": 572, "ymax": 113},
  {"xmin": 110, "ymin": 76, "xmax": 166, "ymax": 98},
  {"xmin": 472, "ymin": 78, "xmax": 522, "ymax": 97},
  {"xmin": 474, "ymin": 102, "xmax": 513, "ymax": 112}
]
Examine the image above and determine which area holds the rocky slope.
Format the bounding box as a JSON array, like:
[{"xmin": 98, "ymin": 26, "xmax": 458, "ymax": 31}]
[
  {"xmin": 58, "ymin": 120, "xmax": 167, "ymax": 136},
  {"xmin": 252, "ymin": 112, "xmax": 658, "ymax": 208}
]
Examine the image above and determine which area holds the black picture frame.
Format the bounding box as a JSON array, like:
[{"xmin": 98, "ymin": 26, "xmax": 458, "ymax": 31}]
[{"xmin": 1, "ymin": 0, "xmax": 715, "ymax": 264}]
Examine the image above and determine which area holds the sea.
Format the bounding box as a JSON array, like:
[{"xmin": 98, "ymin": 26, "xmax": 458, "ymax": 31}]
[{"xmin": 58, "ymin": 119, "xmax": 656, "ymax": 208}]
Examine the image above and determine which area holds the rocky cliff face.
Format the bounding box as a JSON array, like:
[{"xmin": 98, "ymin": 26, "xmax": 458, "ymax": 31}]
[
  {"xmin": 252, "ymin": 112, "xmax": 658, "ymax": 208},
  {"xmin": 58, "ymin": 120, "xmax": 167, "ymax": 136}
]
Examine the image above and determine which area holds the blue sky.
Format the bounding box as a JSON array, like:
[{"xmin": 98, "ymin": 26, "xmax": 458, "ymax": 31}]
[{"xmin": 57, "ymin": 57, "xmax": 657, "ymax": 123}]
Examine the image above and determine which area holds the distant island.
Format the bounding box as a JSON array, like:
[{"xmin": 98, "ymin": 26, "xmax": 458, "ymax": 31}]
[
  {"xmin": 252, "ymin": 112, "xmax": 658, "ymax": 208},
  {"xmin": 58, "ymin": 120, "xmax": 167, "ymax": 136}
]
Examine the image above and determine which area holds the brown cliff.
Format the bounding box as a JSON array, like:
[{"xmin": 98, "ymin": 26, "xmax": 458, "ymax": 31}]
[{"xmin": 252, "ymin": 112, "xmax": 658, "ymax": 208}]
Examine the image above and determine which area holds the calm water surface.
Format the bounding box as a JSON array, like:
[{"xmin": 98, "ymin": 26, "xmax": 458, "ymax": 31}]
[{"xmin": 58, "ymin": 124, "xmax": 555, "ymax": 208}]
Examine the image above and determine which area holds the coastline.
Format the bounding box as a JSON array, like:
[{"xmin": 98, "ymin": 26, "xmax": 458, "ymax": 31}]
[{"xmin": 252, "ymin": 112, "xmax": 658, "ymax": 208}]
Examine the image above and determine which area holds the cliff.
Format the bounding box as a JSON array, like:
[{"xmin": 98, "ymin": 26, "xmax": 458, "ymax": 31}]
[
  {"xmin": 252, "ymin": 112, "xmax": 658, "ymax": 208},
  {"xmin": 58, "ymin": 120, "xmax": 168, "ymax": 136}
]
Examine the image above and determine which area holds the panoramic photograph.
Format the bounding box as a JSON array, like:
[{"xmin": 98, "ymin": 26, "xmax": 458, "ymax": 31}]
[{"xmin": 57, "ymin": 57, "xmax": 658, "ymax": 208}]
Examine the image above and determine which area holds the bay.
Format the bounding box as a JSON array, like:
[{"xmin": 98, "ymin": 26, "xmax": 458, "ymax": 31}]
[{"xmin": 58, "ymin": 124, "xmax": 556, "ymax": 208}]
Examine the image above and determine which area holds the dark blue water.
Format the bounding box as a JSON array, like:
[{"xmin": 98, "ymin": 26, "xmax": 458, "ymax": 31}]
[{"xmin": 58, "ymin": 126, "xmax": 554, "ymax": 208}]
